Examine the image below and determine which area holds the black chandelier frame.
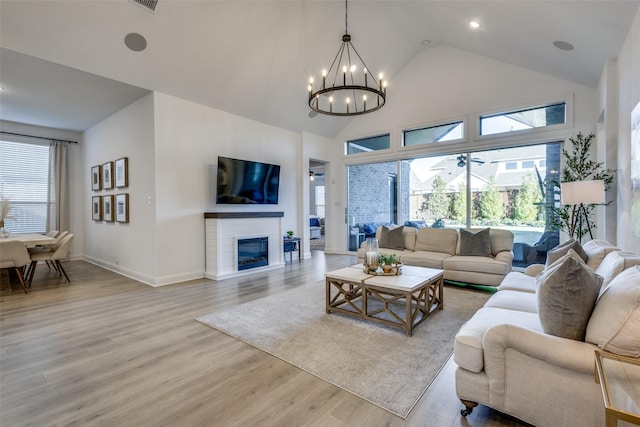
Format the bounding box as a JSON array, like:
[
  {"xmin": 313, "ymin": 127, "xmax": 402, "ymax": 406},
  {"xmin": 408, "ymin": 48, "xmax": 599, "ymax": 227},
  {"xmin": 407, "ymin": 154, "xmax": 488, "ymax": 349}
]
[{"xmin": 307, "ymin": 1, "xmax": 386, "ymax": 117}]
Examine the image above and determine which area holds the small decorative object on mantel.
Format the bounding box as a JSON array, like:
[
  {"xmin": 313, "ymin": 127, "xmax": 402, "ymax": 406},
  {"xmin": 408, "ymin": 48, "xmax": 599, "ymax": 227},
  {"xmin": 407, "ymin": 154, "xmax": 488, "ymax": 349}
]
[{"xmin": 286, "ymin": 230, "xmax": 294, "ymax": 239}]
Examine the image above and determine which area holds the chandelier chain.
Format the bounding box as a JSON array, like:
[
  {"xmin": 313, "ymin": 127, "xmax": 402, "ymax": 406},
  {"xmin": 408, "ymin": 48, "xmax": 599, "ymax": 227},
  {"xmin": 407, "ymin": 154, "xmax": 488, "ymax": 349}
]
[{"xmin": 345, "ymin": 0, "xmax": 348, "ymax": 34}]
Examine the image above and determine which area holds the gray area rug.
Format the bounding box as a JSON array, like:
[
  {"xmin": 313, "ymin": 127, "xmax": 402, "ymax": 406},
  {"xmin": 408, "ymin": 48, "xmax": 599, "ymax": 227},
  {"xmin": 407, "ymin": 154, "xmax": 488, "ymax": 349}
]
[{"xmin": 197, "ymin": 282, "xmax": 489, "ymax": 419}]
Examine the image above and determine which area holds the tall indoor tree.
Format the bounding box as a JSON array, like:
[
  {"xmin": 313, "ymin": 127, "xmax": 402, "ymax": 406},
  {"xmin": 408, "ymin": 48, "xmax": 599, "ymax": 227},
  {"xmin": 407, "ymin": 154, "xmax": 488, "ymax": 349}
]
[{"xmin": 548, "ymin": 132, "xmax": 615, "ymax": 240}]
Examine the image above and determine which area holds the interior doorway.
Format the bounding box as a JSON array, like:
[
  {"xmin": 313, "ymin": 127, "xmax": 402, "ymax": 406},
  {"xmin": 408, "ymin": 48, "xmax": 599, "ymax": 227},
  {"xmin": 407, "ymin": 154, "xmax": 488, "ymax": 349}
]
[{"xmin": 309, "ymin": 160, "xmax": 326, "ymax": 251}]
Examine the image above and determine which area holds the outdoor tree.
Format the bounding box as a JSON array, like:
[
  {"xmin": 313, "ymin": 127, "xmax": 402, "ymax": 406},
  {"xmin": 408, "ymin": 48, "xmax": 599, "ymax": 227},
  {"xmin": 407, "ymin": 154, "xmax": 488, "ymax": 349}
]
[
  {"xmin": 428, "ymin": 176, "xmax": 450, "ymax": 221},
  {"xmin": 479, "ymin": 176, "xmax": 504, "ymax": 222},
  {"xmin": 548, "ymin": 132, "xmax": 615, "ymax": 240},
  {"xmin": 452, "ymin": 182, "xmax": 466, "ymax": 224},
  {"xmin": 513, "ymin": 173, "xmax": 542, "ymax": 224}
]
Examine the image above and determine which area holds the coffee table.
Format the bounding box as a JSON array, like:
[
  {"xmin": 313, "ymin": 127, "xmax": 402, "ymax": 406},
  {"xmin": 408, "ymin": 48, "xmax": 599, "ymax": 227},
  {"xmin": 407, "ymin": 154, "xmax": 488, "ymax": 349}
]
[{"xmin": 325, "ymin": 265, "xmax": 444, "ymax": 336}]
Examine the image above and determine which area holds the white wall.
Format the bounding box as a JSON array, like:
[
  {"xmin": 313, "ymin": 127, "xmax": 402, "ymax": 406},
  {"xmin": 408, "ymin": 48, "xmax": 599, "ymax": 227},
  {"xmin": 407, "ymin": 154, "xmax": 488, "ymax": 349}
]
[
  {"xmin": 152, "ymin": 93, "xmax": 302, "ymax": 284},
  {"xmin": 615, "ymin": 7, "xmax": 640, "ymax": 254},
  {"xmin": 329, "ymin": 44, "xmax": 599, "ymax": 251},
  {"xmin": 83, "ymin": 94, "xmax": 157, "ymax": 284}
]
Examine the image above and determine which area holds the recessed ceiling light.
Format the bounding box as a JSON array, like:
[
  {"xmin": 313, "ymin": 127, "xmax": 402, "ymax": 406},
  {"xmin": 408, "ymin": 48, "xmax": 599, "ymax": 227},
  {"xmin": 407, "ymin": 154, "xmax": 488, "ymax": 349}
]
[
  {"xmin": 553, "ymin": 40, "xmax": 574, "ymax": 51},
  {"xmin": 124, "ymin": 33, "xmax": 147, "ymax": 52},
  {"xmin": 469, "ymin": 21, "xmax": 481, "ymax": 29},
  {"xmin": 422, "ymin": 39, "xmax": 431, "ymax": 46}
]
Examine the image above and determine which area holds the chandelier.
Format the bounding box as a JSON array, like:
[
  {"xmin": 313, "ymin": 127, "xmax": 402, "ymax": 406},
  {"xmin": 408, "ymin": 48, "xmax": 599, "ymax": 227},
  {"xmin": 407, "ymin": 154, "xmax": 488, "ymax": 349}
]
[{"xmin": 307, "ymin": 0, "xmax": 386, "ymax": 116}]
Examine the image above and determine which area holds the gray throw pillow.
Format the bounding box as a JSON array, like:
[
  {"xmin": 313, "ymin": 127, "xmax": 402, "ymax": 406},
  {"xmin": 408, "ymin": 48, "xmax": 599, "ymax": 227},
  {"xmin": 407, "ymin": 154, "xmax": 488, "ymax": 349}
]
[
  {"xmin": 545, "ymin": 238, "xmax": 588, "ymax": 268},
  {"xmin": 459, "ymin": 228, "xmax": 492, "ymax": 257},
  {"xmin": 379, "ymin": 225, "xmax": 404, "ymax": 250},
  {"xmin": 536, "ymin": 254, "xmax": 603, "ymax": 341}
]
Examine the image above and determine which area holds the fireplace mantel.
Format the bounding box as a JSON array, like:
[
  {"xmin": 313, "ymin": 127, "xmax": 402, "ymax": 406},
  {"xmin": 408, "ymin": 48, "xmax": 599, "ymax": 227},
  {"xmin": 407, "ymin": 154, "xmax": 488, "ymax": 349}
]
[
  {"xmin": 204, "ymin": 212, "xmax": 284, "ymax": 280},
  {"xmin": 204, "ymin": 212, "xmax": 284, "ymax": 219}
]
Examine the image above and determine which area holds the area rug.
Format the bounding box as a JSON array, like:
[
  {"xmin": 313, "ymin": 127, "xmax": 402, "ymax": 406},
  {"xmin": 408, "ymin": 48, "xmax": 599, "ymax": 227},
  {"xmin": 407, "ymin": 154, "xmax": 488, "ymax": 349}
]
[{"xmin": 196, "ymin": 282, "xmax": 490, "ymax": 419}]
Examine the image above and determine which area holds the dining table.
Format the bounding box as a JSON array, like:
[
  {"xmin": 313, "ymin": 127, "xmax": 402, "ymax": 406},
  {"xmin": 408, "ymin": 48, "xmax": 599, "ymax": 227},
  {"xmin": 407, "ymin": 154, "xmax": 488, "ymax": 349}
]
[{"xmin": 4, "ymin": 233, "xmax": 57, "ymax": 246}]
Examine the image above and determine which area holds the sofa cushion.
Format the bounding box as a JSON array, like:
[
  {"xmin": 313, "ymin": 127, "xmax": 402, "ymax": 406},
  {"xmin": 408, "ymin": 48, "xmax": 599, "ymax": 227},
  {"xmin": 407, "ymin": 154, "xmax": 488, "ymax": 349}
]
[
  {"xmin": 497, "ymin": 271, "xmax": 537, "ymax": 293},
  {"xmin": 484, "ymin": 290, "xmax": 538, "ymax": 313},
  {"xmin": 414, "ymin": 228, "xmax": 458, "ymax": 255},
  {"xmin": 459, "ymin": 228, "xmax": 492, "ymax": 256},
  {"xmin": 454, "ymin": 307, "xmax": 542, "ymax": 373},
  {"xmin": 586, "ymin": 266, "xmax": 640, "ymax": 357},
  {"xmin": 582, "ymin": 239, "xmax": 620, "ymax": 270},
  {"xmin": 545, "ymin": 239, "xmax": 588, "ymax": 268},
  {"xmin": 443, "ymin": 255, "xmax": 511, "ymax": 276},
  {"xmin": 379, "ymin": 225, "xmax": 404, "ymax": 250},
  {"xmin": 399, "ymin": 251, "xmax": 451, "ymax": 269},
  {"xmin": 594, "ymin": 251, "xmax": 640, "ymax": 287},
  {"xmin": 536, "ymin": 253, "xmax": 603, "ymax": 341}
]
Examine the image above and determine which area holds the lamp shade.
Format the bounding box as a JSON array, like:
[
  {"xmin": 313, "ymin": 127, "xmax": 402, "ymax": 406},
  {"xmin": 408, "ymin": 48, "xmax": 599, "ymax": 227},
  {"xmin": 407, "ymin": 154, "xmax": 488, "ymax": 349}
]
[{"xmin": 561, "ymin": 180, "xmax": 605, "ymax": 205}]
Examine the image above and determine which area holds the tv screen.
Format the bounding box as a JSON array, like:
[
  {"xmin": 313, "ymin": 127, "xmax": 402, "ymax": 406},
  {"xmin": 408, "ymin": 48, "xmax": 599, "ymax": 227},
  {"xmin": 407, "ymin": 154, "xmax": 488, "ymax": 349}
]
[{"xmin": 216, "ymin": 156, "xmax": 281, "ymax": 204}]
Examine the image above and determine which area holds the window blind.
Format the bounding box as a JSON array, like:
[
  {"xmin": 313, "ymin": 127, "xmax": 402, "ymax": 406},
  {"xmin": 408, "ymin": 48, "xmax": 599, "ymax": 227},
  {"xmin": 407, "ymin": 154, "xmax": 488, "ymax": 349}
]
[{"xmin": 0, "ymin": 140, "xmax": 50, "ymax": 233}]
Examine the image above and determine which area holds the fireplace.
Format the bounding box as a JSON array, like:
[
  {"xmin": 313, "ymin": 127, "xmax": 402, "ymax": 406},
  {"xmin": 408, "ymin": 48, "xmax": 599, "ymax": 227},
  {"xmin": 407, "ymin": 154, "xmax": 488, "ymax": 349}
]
[{"xmin": 237, "ymin": 237, "xmax": 269, "ymax": 271}]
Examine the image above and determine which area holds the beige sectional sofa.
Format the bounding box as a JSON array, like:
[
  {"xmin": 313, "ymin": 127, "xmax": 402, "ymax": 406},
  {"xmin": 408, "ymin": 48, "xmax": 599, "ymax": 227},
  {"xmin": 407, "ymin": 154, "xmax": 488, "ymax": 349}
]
[
  {"xmin": 356, "ymin": 226, "xmax": 514, "ymax": 287},
  {"xmin": 454, "ymin": 239, "xmax": 640, "ymax": 427}
]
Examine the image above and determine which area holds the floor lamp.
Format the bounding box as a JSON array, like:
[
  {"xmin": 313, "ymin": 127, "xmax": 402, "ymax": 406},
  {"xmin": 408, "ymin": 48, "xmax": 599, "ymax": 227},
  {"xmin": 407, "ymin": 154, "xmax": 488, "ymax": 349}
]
[{"xmin": 561, "ymin": 180, "xmax": 605, "ymax": 242}]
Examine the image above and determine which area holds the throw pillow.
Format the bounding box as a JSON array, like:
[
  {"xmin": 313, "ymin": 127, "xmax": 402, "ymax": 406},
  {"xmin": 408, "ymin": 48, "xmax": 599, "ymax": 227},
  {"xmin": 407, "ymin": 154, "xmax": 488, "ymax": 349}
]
[
  {"xmin": 594, "ymin": 251, "xmax": 640, "ymax": 288},
  {"xmin": 586, "ymin": 266, "xmax": 640, "ymax": 357},
  {"xmin": 582, "ymin": 240, "xmax": 620, "ymax": 270},
  {"xmin": 545, "ymin": 238, "xmax": 588, "ymax": 268},
  {"xmin": 458, "ymin": 228, "xmax": 492, "ymax": 257},
  {"xmin": 379, "ymin": 225, "xmax": 404, "ymax": 250},
  {"xmin": 536, "ymin": 254, "xmax": 603, "ymax": 341}
]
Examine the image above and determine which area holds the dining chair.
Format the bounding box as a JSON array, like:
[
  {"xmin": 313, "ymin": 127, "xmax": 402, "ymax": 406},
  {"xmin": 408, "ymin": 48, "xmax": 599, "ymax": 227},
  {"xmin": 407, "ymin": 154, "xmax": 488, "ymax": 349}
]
[
  {"xmin": 28, "ymin": 230, "xmax": 69, "ymax": 271},
  {"xmin": 0, "ymin": 240, "xmax": 31, "ymax": 294},
  {"xmin": 27, "ymin": 233, "xmax": 74, "ymax": 287}
]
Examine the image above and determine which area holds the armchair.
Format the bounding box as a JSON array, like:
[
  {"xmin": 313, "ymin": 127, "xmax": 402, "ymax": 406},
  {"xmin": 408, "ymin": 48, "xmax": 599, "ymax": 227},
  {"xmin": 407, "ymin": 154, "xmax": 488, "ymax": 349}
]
[{"xmin": 512, "ymin": 230, "xmax": 559, "ymax": 264}]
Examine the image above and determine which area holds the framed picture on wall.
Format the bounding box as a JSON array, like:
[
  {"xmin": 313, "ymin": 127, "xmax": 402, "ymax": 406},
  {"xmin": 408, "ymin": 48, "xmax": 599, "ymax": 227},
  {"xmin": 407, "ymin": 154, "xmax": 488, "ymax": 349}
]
[
  {"xmin": 103, "ymin": 161, "xmax": 114, "ymax": 190},
  {"xmin": 91, "ymin": 165, "xmax": 102, "ymax": 191},
  {"xmin": 92, "ymin": 196, "xmax": 102, "ymax": 221},
  {"xmin": 115, "ymin": 157, "xmax": 129, "ymax": 188},
  {"xmin": 115, "ymin": 193, "xmax": 129, "ymax": 223},
  {"xmin": 103, "ymin": 195, "xmax": 114, "ymax": 222}
]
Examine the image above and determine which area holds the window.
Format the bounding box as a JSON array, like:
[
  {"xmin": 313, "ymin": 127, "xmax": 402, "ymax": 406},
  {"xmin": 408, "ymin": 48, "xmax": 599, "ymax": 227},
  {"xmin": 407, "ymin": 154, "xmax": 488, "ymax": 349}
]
[
  {"xmin": 403, "ymin": 121, "xmax": 464, "ymax": 147},
  {"xmin": 522, "ymin": 160, "xmax": 535, "ymax": 169},
  {"xmin": 315, "ymin": 186, "xmax": 325, "ymax": 218},
  {"xmin": 346, "ymin": 134, "xmax": 390, "ymax": 154},
  {"xmin": 479, "ymin": 102, "xmax": 566, "ymax": 136},
  {"xmin": 0, "ymin": 140, "xmax": 50, "ymax": 233},
  {"xmin": 505, "ymin": 162, "xmax": 518, "ymax": 170}
]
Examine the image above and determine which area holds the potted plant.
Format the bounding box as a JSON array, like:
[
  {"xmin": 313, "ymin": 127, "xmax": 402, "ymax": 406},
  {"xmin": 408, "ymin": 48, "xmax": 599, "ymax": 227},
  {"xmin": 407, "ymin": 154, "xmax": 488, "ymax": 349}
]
[
  {"xmin": 547, "ymin": 132, "xmax": 615, "ymax": 240},
  {"xmin": 286, "ymin": 230, "xmax": 294, "ymax": 239},
  {"xmin": 378, "ymin": 254, "xmax": 398, "ymax": 273}
]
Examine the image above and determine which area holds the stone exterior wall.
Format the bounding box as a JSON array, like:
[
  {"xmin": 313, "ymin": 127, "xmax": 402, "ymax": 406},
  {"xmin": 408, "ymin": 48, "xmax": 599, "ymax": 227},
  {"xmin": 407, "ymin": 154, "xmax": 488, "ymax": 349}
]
[{"xmin": 348, "ymin": 161, "xmax": 410, "ymax": 226}]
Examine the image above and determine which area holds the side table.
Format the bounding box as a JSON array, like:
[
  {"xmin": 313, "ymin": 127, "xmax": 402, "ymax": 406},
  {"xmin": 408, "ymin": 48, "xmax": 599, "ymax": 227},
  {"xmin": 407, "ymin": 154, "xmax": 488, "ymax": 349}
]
[
  {"xmin": 283, "ymin": 237, "xmax": 301, "ymax": 263},
  {"xmin": 594, "ymin": 349, "xmax": 640, "ymax": 427}
]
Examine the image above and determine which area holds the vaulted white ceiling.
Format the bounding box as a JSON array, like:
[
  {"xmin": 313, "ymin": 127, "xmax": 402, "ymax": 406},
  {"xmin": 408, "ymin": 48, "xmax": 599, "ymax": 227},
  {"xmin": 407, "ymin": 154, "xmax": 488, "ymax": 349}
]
[{"xmin": 1, "ymin": 1, "xmax": 638, "ymax": 138}]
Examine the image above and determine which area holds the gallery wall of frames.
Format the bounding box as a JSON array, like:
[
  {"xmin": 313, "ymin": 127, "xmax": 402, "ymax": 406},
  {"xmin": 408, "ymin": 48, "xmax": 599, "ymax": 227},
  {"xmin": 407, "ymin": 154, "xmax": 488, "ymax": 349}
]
[{"xmin": 91, "ymin": 157, "xmax": 129, "ymax": 223}]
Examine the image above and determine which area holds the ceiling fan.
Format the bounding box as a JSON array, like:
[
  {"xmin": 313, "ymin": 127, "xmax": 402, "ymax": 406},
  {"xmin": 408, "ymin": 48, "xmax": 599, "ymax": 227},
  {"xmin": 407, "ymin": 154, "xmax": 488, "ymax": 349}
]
[{"xmin": 456, "ymin": 154, "xmax": 485, "ymax": 167}]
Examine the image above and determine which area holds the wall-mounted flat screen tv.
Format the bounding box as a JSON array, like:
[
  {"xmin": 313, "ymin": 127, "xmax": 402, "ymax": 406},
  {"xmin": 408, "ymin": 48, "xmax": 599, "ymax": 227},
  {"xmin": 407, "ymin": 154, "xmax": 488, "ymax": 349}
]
[{"xmin": 216, "ymin": 156, "xmax": 281, "ymax": 204}]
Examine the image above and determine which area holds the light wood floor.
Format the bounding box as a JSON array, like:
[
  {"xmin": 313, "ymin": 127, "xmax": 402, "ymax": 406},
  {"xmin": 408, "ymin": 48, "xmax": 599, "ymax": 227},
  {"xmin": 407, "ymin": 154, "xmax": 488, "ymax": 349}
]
[{"xmin": 1, "ymin": 253, "xmax": 530, "ymax": 427}]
